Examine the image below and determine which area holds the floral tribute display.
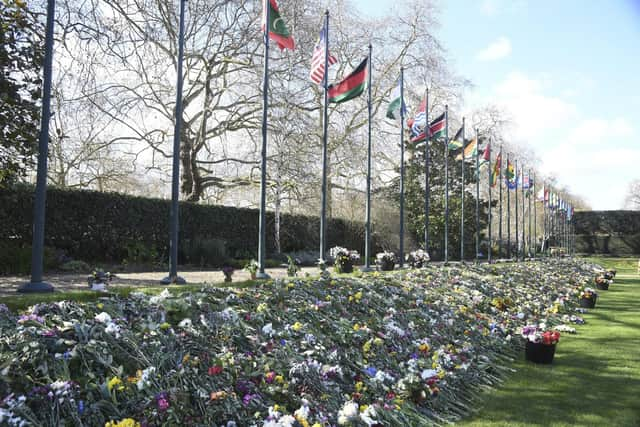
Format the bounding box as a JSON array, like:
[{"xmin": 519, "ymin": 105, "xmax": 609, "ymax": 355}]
[
  {"xmin": 375, "ymin": 251, "xmax": 397, "ymax": 271},
  {"xmin": 329, "ymin": 246, "xmax": 360, "ymax": 273},
  {"xmin": 405, "ymin": 249, "xmax": 430, "ymax": 268},
  {"xmin": 0, "ymin": 260, "xmax": 596, "ymax": 426},
  {"xmin": 521, "ymin": 324, "xmax": 561, "ymax": 345}
]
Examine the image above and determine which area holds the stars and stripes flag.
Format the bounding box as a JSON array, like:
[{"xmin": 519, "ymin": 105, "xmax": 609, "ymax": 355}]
[{"xmin": 310, "ymin": 21, "xmax": 337, "ymax": 84}]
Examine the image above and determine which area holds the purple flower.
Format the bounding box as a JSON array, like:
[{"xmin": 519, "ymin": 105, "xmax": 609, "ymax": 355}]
[
  {"xmin": 156, "ymin": 392, "xmax": 170, "ymax": 411},
  {"xmin": 242, "ymin": 393, "xmax": 260, "ymax": 406},
  {"xmin": 365, "ymin": 366, "xmax": 377, "ymax": 377},
  {"xmin": 279, "ymin": 339, "xmax": 287, "ymax": 346},
  {"xmin": 78, "ymin": 400, "xmax": 85, "ymax": 415}
]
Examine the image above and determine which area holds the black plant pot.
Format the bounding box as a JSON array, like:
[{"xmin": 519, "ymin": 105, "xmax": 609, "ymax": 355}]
[
  {"xmin": 596, "ymin": 282, "xmax": 609, "ymax": 291},
  {"xmin": 525, "ymin": 341, "xmax": 557, "ymax": 364},
  {"xmin": 579, "ymin": 296, "xmax": 597, "ymax": 308},
  {"xmin": 378, "ymin": 260, "xmax": 395, "ymax": 271},
  {"xmin": 337, "ymin": 262, "xmax": 353, "ymax": 274}
]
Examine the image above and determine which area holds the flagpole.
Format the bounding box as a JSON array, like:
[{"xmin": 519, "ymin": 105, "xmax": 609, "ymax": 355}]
[
  {"xmin": 498, "ymin": 145, "xmax": 503, "ymax": 258},
  {"xmin": 506, "ymin": 153, "xmax": 511, "ymax": 259},
  {"xmin": 399, "ymin": 67, "xmax": 405, "ymax": 267},
  {"xmin": 460, "ymin": 117, "xmax": 465, "ymax": 261},
  {"xmin": 18, "ymin": 0, "xmax": 57, "ymax": 293},
  {"xmin": 515, "ymin": 159, "xmax": 519, "ymax": 261},
  {"xmin": 533, "ymin": 173, "xmax": 537, "ymax": 258},
  {"xmin": 487, "ymin": 138, "xmax": 492, "ymax": 263},
  {"xmin": 475, "ymin": 129, "xmax": 480, "ymax": 262},
  {"xmin": 362, "ymin": 43, "xmax": 373, "ymax": 272},
  {"xmin": 528, "ymin": 169, "xmax": 532, "ymax": 258},
  {"xmin": 444, "ymin": 105, "xmax": 449, "ymax": 263},
  {"xmin": 520, "ymin": 165, "xmax": 527, "ymax": 261},
  {"xmin": 162, "ymin": 0, "xmax": 187, "ymax": 285},
  {"xmin": 424, "ymin": 88, "xmax": 430, "ymax": 254},
  {"xmin": 319, "ymin": 10, "xmax": 330, "ymax": 263}
]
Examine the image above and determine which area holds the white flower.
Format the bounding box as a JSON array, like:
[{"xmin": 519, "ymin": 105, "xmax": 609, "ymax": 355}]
[
  {"xmin": 149, "ymin": 288, "xmax": 171, "ymax": 305},
  {"xmin": 178, "ymin": 318, "xmax": 192, "ymax": 328},
  {"xmin": 137, "ymin": 366, "xmax": 156, "ymax": 390},
  {"xmin": 262, "ymin": 323, "xmax": 273, "ymax": 336},
  {"xmin": 94, "ymin": 312, "xmax": 112, "ymax": 323},
  {"xmin": 420, "ymin": 369, "xmax": 438, "ymax": 380},
  {"xmin": 337, "ymin": 401, "xmax": 359, "ymax": 424},
  {"xmin": 360, "ymin": 405, "xmax": 378, "ymax": 426},
  {"xmin": 278, "ymin": 415, "xmax": 296, "ymax": 427},
  {"xmin": 105, "ymin": 322, "xmax": 120, "ymax": 337}
]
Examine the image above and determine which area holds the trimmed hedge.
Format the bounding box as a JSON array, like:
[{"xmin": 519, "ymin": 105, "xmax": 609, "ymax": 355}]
[
  {"xmin": 574, "ymin": 210, "xmax": 640, "ymax": 255},
  {"xmin": 0, "ymin": 185, "xmax": 382, "ymax": 266}
]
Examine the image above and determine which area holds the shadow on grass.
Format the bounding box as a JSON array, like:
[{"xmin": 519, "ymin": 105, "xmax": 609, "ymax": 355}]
[{"xmin": 465, "ymin": 348, "xmax": 640, "ymax": 426}]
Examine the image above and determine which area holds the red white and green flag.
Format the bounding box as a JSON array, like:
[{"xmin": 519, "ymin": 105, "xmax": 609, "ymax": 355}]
[
  {"xmin": 328, "ymin": 57, "xmax": 368, "ymax": 104},
  {"xmin": 480, "ymin": 141, "xmax": 491, "ymax": 166},
  {"xmin": 262, "ymin": 0, "xmax": 295, "ymax": 50}
]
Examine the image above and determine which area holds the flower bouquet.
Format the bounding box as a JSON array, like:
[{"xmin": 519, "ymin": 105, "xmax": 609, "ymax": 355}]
[
  {"xmin": 329, "ymin": 246, "xmax": 360, "ymax": 273},
  {"xmin": 87, "ymin": 270, "xmax": 113, "ymax": 291},
  {"xmin": 375, "ymin": 251, "xmax": 397, "ymax": 271},
  {"xmin": 244, "ymin": 259, "xmax": 259, "ymax": 280},
  {"xmin": 521, "ymin": 324, "xmax": 561, "ymax": 364},
  {"xmin": 594, "ymin": 275, "xmax": 610, "ymax": 291},
  {"xmin": 405, "ymin": 249, "xmax": 430, "ymax": 268},
  {"xmin": 579, "ymin": 287, "xmax": 598, "ymax": 308},
  {"xmin": 604, "ymin": 269, "xmax": 616, "ymax": 279}
]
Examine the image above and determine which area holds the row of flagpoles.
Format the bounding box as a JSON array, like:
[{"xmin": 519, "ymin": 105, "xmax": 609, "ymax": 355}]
[
  {"xmin": 21, "ymin": 1, "xmax": 576, "ymax": 293},
  {"xmin": 258, "ymin": 3, "xmax": 576, "ymax": 269}
]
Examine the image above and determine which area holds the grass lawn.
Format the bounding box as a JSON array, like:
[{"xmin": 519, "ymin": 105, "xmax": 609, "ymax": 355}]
[{"xmin": 458, "ymin": 257, "xmax": 640, "ymax": 427}]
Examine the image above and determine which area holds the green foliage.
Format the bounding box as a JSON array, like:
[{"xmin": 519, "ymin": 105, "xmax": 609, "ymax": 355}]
[
  {"xmin": 59, "ymin": 260, "xmax": 91, "ymax": 273},
  {"xmin": 0, "ymin": 185, "xmax": 380, "ymax": 267},
  {"xmin": 0, "ymin": 0, "xmax": 43, "ymax": 185},
  {"xmin": 402, "ymin": 142, "xmax": 489, "ymax": 260},
  {"xmin": 575, "ymin": 211, "xmax": 640, "ymax": 255},
  {"xmin": 0, "ymin": 240, "xmax": 59, "ymax": 274}
]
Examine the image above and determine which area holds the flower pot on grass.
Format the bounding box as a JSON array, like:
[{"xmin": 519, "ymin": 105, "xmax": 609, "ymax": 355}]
[
  {"xmin": 375, "ymin": 251, "xmax": 397, "ymax": 271},
  {"xmin": 579, "ymin": 296, "xmax": 596, "ymax": 308},
  {"xmin": 379, "ymin": 260, "xmax": 395, "ymax": 271},
  {"xmin": 525, "ymin": 341, "xmax": 557, "ymax": 364}
]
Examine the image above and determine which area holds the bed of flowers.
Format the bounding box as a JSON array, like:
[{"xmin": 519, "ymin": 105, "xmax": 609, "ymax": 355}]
[{"xmin": 0, "ymin": 259, "xmax": 597, "ymax": 426}]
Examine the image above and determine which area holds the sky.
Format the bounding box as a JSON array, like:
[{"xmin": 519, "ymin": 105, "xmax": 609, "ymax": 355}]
[{"xmin": 353, "ymin": 0, "xmax": 640, "ymax": 210}]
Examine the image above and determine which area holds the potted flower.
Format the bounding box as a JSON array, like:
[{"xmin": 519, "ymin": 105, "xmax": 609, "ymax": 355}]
[
  {"xmin": 375, "ymin": 251, "xmax": 397, "ymax": 271},
  {"xmin": 604, "ymin": 269, "xmax": 616, "ymax": 280},
  {"xmin": 521, "ymin": 324, "xmax": 561, "ymax": 364},
  {"xmin": 222, "ymin": 265, "xmax": 234, "ymax": 283},
  {"xmin": 579, "ymin": 287, "xmax": 598, "ymax": 308},
  {"xmin": 87, "ymin": 270, "xmax": 113, "ymax": 291},
  {"xmin": 594, "ymin": 275, "xmax": 610, "ymax": 291},
  {"xmin": 244, "ymin": 259, "xmax": 259, "ymax": 280},
  {"xmin": 405, "ymin": 249, "xmax": 430, "ymax": 268},
  {"xmin": 329, "ymin": 246, "xmax": 360, "ymax": 274}
]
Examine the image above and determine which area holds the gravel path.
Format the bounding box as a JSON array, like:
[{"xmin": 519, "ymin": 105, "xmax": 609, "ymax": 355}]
[{"xmin": 0, "ymin": 267, "xmax": 322, "ymax": 296}]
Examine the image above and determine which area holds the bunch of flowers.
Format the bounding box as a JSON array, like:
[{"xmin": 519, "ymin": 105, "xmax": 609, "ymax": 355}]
[
  {"xmin": 521, "ymin": 324, "xmax": 561, "ymax": 345},
  {"xmin": 580, "ymin": 287, "xmax": 598, "ymax": 300},
  {"xmin": 87, "ymin": 270, "xmax": 113, "ymax": 290},
  {"xmin": 329, "ymin": 246, "xmax": 360, "ymax": 273},
  {"xmin": 405, "ymin": 249, "xmax": 430, "ymax": 268},
  {"xmin": 0, "ymin": 259, "xmax": 600, "ymax": 426},
  {"xmin": 375, "ymin": 251, "xmax": 397, "ymax": 271}
]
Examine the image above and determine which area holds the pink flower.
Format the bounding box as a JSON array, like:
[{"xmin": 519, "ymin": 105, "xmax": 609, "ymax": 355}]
[{"xmin": 208, "ymin": 365, "xmax": 223, "ymax": 376}]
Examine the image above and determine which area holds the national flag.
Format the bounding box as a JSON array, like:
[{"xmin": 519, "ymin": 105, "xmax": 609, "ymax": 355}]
[
  {"xmin": 544, "ymin": 187, "xmax": 549, "ymax": 203},
  {"xmin": 491, "ymin": 151, "xmax": 502, "ymax": 187},
  {"xmin": 408, "ymin": 103, "xmax": 445, "ymax": 144},
  {"xmin": 309, "ymin": 21, "xmax": 337, "ymax": 84},
  {"xmin": 480, "ymin": 141, "xmax": 491, "ymax": 166},
  {"xmin": 386, "ymin": 80, "xmax": 406, "ymax": 120},
  {"xmin": 262, "ymin": 0, "xmax": 295, "ymax": 51},
  {"xmin": 328, "ymin": 57, "xmax": 368, "ymax": 104},
  {"xmin": 455, "ymin": 138, "xmax": 477, "ymax": 161},
  {"xmin": 448, "ymin": 126, "xmax": 464, "ymax": 151},
  {"xmin": 506, "ymin": 160, "xmax": 516, "ymax": 189}
]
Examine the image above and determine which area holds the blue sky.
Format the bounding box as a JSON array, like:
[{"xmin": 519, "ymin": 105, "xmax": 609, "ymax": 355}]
[{"xmin": 354, "ymin": 0, "xmax": 640, "ymax": 209}]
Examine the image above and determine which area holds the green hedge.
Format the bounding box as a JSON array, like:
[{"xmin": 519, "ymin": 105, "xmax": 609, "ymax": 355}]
[
  {"xmin": 574, "ymin": 210, "xmax": 640, "ymax": 255},
  {"xmin": 0, "ymin": 185, "xmax": 382, "ymax": 267}
]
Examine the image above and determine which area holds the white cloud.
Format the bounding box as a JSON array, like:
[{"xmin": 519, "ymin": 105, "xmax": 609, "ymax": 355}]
[
  {"xmin": 474, "ymin": 71, "xmax": 638, "ymax": 209},
  {"xmin": 480, "ymin": 0, "xmax": 500, "ymax": 16},
  {"xmin": 476, "ymin": 37, "xmax": 512, "ymax": 61}
]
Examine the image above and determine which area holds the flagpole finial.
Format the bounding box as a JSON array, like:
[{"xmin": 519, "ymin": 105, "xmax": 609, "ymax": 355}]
[
  {"xmin": 325, "ymin": 9, "xmax": 329, "ymax": 16},
  {"xmin": 368, "ymin": 43, "xmax": 372, "ymax": 50}
]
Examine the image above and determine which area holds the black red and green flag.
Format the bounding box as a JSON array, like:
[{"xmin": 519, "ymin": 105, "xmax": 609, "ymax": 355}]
[
  {"xmin": 328, "ymin": 57, "xmax": 368, "ymax": 104},
  {"xmin": 262, "ymin": 0, "xmax": 295, "ymax": 50},
  {"xmin": 491, "ymin": 150, "xmax": 502, "ymax": 187}
]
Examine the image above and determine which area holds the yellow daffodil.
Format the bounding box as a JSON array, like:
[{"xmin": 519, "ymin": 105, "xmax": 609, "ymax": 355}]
[
  {"xmin": 105, "ymin": 419, "xmax": 140, "ymax": 427},
  {"xmin": 292, "ymin": 322, "xmax": 303, "ymax": 332},
  {"xmin": 107, "ymin": 377, "xmax": 124, "ymax": 392}
]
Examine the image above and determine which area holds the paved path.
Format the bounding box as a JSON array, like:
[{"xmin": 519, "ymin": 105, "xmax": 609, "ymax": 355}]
[{"xmin": 0, "ymin": 267, "xmax": 322, "ymax": 296}]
